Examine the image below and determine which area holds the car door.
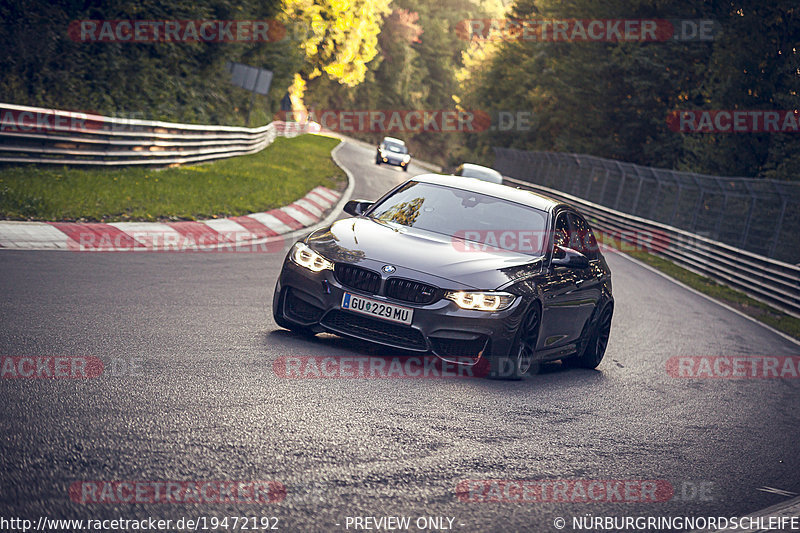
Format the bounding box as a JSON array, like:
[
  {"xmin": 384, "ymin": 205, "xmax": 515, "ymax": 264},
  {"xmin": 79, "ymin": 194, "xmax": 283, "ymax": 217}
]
[
  {"xmin": 566, "ymin": 212, "xmax": 604, "ymax": 336},
  {"xmin": 538, "ymin": 210, "xmax": 592, "ymax": 351}
]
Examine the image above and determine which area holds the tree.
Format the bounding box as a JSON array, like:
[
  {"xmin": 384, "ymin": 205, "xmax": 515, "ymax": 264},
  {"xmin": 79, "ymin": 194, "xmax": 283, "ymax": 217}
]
[
  {"xmin": 0, "ymin": 0, "xmax": 302, "ymax": 125},
  {"xmin": 281, "ymin": 0, "xmax": 391, "ymax": 87},
  {"xmin": 679, "ymin": 1, "xmax": 800, "ymax": 180}
]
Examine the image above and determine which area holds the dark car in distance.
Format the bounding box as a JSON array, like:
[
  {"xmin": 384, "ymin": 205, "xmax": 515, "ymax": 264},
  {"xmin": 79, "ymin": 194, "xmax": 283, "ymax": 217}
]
[
  {"xmin": 375, "ymin": 137, "xmax": 411, "ymax": 171},
  {"xmin": 273, "ymin": 174, "xmax": 613, "ymax": 378}
]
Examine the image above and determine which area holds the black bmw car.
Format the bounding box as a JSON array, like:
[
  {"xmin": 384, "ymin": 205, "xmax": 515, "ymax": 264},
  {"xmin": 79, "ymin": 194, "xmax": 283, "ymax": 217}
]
[{"xmin": 273, "ymin": 174, "xmax": 613, "ymax": 379}]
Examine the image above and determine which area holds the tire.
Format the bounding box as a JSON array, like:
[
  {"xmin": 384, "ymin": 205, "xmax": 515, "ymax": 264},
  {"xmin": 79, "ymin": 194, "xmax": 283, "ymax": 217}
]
[
  {"xmin": 273, "ymin": 287, "xmax": 316, "ymax": 336},
  {"xmin": 567, "ymin": 303, "xmax": 613, "ymax": 369},
  {"xmin": 489, "ymin": 303, "xmax": 541, "ymax": 380},
  {"xmin": 403, "ymin": 165, "xmax": 408, "ymax": 172}
]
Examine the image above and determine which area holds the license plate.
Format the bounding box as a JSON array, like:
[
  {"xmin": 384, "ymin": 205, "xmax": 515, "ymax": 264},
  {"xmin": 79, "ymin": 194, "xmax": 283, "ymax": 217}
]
[{"xmin": 341, "ymin": 293, "xmax": 413, "ymax": 325}]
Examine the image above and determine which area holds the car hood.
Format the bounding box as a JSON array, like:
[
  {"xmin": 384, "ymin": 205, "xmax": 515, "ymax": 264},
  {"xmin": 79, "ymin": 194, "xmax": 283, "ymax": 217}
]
[{"xmin": 305, "ymin": 217, "xmax": 543, "ymax": 289}]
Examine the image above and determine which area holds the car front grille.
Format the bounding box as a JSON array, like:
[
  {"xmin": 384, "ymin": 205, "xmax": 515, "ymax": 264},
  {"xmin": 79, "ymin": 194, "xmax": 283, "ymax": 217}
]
[
  {"xmin": 334, "ymin": 264, "xmax": 441, "ymax": 305},
  {"xmin": 385, "ymin": 278, "xmax": 440, "ymax": 304},
  {"xmin": 321, "ymin": 310, "xmax": 427, "ymax": 351},
  {"xmin": 430, "ymin": 335, "xmax": 489, "ymax": 359},
  {"xmin": 334, "ymin": 264, "xmax": 381, "ymax": 294},
  {"xmin": 284, "ymin": 289, "xmax": 324, "ymax": 323}
]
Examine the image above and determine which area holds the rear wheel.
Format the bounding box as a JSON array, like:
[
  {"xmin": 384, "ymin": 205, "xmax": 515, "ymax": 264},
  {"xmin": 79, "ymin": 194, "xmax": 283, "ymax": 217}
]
[
  {"xmin": 490, "ymin": 304, "xmax": 541, "ymax": 380},
  {"xmin": 567, "ymin": 304, "xmax": 613, "ymax": 369}
]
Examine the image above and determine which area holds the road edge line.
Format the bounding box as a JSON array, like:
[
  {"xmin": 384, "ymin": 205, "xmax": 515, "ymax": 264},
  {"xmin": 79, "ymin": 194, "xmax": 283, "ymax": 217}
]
[{"xmin": 616, "ymin": 251, "xmax": 800, "ymax": 348}]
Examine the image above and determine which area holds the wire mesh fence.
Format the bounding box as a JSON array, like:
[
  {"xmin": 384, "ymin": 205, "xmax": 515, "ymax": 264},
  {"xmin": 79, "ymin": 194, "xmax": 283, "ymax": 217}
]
[{"xmin": 494, "ymin": 148, "xmax": 800, "ymax": 265}]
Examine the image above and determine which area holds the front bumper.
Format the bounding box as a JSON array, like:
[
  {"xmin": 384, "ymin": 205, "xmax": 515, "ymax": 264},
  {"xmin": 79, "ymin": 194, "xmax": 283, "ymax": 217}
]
[
  {"xmin": 379, "ymin": 154, "xmax": 409, "ymax": 167},
  {"xmin": 274, "ymin": 261, "xmax": 525, "ymax": 365}
]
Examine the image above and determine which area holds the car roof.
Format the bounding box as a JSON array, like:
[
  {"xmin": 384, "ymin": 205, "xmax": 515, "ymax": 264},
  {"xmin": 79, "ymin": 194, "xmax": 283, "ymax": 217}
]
[
  {"xmin": 456, "ymin": 163, "xmax": 503, "ymax": 183},
  {"xmin": 460, "ymin": 163, "xmax": 501, "ymax": 175},
  {"xmin": 413, "ymin": 173, "xmax": 562, "ymax": 212},
  {"xmin": 381, "ymin": 137, "xmax": 405, "ymax": 145}
]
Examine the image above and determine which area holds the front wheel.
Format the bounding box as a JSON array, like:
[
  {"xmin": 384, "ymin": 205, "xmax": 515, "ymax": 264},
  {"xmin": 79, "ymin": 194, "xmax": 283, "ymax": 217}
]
[
  {"xmin": 402, "ymin": 164, "xmax": 408, "ymax": 172},
  {"xmin": 567, "ymin": 304, "xmax": 613, "ymax": 369},
  {"xmin": 489, "ymin": 304, "xmax": 541, "ymax": 380}
]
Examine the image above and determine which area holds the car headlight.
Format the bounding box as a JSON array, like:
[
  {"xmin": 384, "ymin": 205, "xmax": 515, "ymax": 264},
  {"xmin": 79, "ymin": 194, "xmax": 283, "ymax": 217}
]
[
  {"xmin": 291, "ymin": 242, "xmax": 333, "ymax": 272},
  {"xmin": 402, "ymin": 154, "xmax": 410, "ymax": 162},
  {"xmin": 444, "ymin": 291, "xmax": 516, "ymax": 311}
]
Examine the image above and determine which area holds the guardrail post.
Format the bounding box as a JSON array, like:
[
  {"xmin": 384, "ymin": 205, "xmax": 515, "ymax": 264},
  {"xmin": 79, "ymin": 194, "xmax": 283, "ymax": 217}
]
[
  {"xmin": 668, "ymin": 170, "xmax": 683, "ymax": 226},
  {"xmin": 613, "ymin": 162, "xmax": 626, "ymax": 211},
  {"xmin": 713, "ymin": 192, "xmax": 730, "ymax": 241},
  {"xmin": 768, "ymin": 199, "xmax": 786, "ymax": 259},
  {"xmin": 630, "ymin": 166, "xmax": 644, "ymax": 215},
  {"xmin": 740, "ymin": 183, "xmax": 757, "ymax": 249},
  {"xmin": 688, "ymin": 174, "xmax": 706, "ymax": 233}
]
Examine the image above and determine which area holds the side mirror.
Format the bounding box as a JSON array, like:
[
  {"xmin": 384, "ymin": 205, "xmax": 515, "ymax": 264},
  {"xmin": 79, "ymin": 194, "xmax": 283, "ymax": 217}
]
[
  {"xmin": 344, "ymin": 200, "xmax": 373, "ymax": 217},
  {"xmin": 551, "ymin": 246, "xmax": 589, "ymax": 269}
]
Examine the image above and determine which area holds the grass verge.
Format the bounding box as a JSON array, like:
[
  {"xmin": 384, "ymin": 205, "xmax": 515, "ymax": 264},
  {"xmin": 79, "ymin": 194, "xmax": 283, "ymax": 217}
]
[
  {"xmin": 602, "ymin": 235, "xmax": 800, "ymax": 340},
  {"xmin": 0, "ymin": 134, "xmax": 345, "ymax": 222}
]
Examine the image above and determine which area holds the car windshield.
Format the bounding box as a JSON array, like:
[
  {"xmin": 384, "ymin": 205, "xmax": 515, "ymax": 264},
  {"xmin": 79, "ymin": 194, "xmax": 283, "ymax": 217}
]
[
  {"xmin": 383, "ymin": 141, "xmax": 407, "ymax": 154},
  {"xmin": 368, "ymin": 181, "xmax": 548, "ymax": 255}
]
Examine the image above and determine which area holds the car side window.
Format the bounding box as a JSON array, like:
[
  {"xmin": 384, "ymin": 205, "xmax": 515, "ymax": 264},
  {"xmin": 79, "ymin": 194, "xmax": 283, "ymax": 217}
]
[
  {"xmin": 568, "ymin": 213, "xmax": 599, "ymax": 260},
  {"xmin": 554, "ymin": 213, "xmax": 570, "ymax": 249}
]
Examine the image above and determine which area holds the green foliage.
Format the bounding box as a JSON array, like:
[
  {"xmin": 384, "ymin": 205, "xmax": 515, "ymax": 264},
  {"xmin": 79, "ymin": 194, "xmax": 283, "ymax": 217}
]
[
  {"xmin": 302, "ymin": 0, "xmax": 495, "ymax": 165},
  {"xmin": 0, "ymin": 0, "xmax": 303, "ymax": 125},
  {"xmin": 460, "ymin": 0, "xmax": 800, "ymax": 180},
  {"xmin": 2, "ymin": 0, "xmax": 796, "ymax": 180},
  {"xmin": 282, "ymin": 0, "xmax": 391, "ymax": 87},
  {"xmin": 679, "ymin": 1, "xmax": 800, "ymax": 180}
]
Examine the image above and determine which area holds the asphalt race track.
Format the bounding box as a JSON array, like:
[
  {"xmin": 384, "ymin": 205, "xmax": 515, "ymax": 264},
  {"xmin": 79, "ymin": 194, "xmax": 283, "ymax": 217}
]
[{"xmin": 1, "ymin": 140, "xmax": 799, "ymax": 532}]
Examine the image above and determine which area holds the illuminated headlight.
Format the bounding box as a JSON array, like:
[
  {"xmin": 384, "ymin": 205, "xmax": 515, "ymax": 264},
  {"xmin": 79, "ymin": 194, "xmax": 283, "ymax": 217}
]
[
  {"xmin": 444, "ymin": 291, "xmax": 516, "ymax": 311},
  {"xmin": 402, "ymin": 154, "xmax": 410, "ymax": 162},
  {"xmin": 291, "ymin": 242, "xmax": 333, "ymax": 272}
]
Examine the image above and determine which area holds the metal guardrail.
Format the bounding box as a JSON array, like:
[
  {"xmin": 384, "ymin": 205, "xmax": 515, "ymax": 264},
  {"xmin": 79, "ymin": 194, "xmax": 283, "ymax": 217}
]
[
  {"xmin": 0, "ymin": 103, "xmax": 314, "ymax": 166},
  {"xmin": 494, "ymin": 147, "xmax": 800, "ymax": 265},
  {"xmin": 502, "ymin": 175, "xmax": 800, "ymax": 318}
]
